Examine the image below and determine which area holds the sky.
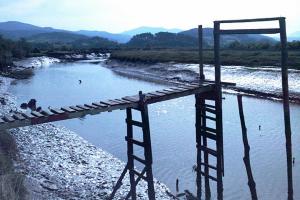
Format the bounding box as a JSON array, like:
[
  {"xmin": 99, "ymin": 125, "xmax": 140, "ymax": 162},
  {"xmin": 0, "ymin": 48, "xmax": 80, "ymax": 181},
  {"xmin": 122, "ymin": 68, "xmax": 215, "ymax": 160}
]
[{"xmin": 0, "ymin": 0, "xmax": 299, "ymax": 34}]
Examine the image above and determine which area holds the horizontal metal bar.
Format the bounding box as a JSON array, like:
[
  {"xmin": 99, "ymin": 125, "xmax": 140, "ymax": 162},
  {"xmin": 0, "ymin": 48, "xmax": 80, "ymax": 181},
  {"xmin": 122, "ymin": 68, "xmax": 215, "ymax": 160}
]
[
  {"xmin": 201, "ymin": 126, "xmax": 217, "ymax": 134},
  {"xmin": 198, "ymin": 146, "xmax": 218, "ymax": 156},
  {"xmin": 219, "ymin": 28, "xmax": 281, "ymax": 35},
  {"xmin": 125, "ymin": 137, "xmax": 144, "ymax": 147},
  {"xmin": 132, "ymin": 155, "xmax": 146, "ymax": 164},
  {"xmin": 200, "ymin": 172, "xmax": 218, "ymax": 182},
  {"xmin": 200, "ymin": 162, "xmax": 218, "ymax": 170},
  {"xmin": 200, "ymin": 114, "xmax": 216, "ymax": 121},
  {"xmin": 201, "ymin": 131, "xmax": 217, "ymax": 140},
  {"xmin": 215, "ymin": 17, "xmax": 283, "ymax": 24},
  {"xmin": 126, "ymin": 119, "xmax": 143, "ymax": 127}
]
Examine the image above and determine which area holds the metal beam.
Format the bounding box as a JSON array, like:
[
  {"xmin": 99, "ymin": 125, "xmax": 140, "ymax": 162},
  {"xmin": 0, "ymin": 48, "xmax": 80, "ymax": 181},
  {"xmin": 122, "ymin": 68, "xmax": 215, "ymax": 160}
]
[
  {"xmin": 219, "ymin": 28, "xmax": 280, "ymax": 35},
  {"xmin": 216, "ymin": 17, "xmax": 284, "ymax": 23}
]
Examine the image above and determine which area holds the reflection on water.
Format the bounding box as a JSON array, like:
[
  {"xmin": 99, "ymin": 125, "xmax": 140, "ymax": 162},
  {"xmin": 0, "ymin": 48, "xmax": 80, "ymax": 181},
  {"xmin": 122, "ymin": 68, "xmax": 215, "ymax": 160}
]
[{"xmin": 8, "ymin": 62, "xmax": 300, "ymax": 199}]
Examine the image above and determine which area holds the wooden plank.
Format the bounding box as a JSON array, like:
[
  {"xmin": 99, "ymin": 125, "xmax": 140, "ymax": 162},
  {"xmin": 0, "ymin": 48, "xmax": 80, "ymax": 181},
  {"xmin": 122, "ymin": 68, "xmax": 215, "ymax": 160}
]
[
  {"xmin": 12, "ymin": 114, "xmax": 26, "ymax": 120},
  {"xmin": 219, "ymin": 28, "xmax": 280, "ymax": 35},
  {"xmin": 92, "ymin": 102, "xmax": 107, "ymax": 107},
  {"xmin": 163, "ymin": 88, "xmax": 180, "ymax": 93},
  {"xmin": 50, "ymin": 108, "xmax": 65, "ymax": 114},
  {"xmin": 61, "ymin": 106, "xmax": 76, "ymax": 113},
  {"xmin": 84, "ymin": 104, "xmax": 98, "ymax": 109},
  {"xmin": 41, "ymin": 110, "xmax": 54, "ymax": 116},
  {"xmin": 69, "ymin": 106, "xmax": 83, "ymax": 111},
  {"xmin": 21, "ymin": 112, "xmax": 35, "ymax": 119},
  {"xmin": 31, "ymin": 111, "xmax": 44, "ymax": 118},
  {"xmin": 112, "ymin": 99, "xmax": 131, "ymax": 104},
  {"xmin": 76, "ymin": 105, "xmax": 90, "ymax": 110},
  {"xmin": 188, "ymin": 83, "xmax": 201, "ymax": 87},
  {"xmin": 169, "ymin": 87, "xmax": 186, "ymax": 92},
  {"xmin": 3, "ymin": 115, "xmax": 15, "ymax": 122},
  {"xmin": 148, "ymin": 92, "xmax": 165, "ymax": 97},
  {"xmin": 108, "ymin": 100, "xmax": 122, "ymax": 105},
  {"xmin": 185, "ymin": 84, "xmax": 199, "ymax": 88},
  {"xmin": 100, "ymin": 100, "xmax": 115, "ymax": 106},
  {"xmin": 122, "ymin": 96, "xmax": 139, "ymax": 102},
  {"xmin": 146, "ymin": 85, "xmax": 214, "ymax": 105},
  {"xmin": 115, "ymin": 99, "xmax": 132, "ymax": 104},
  {"xmin": 145, "ymin": 93, "xmax": 157, "ymax": 98},
  {"xmin": 177, "ymin": 85, "xmax": 195, "ymax": 89},
  {"xmin": 156, "ymin": 90, "xmax": 173, "ymax": 95}
]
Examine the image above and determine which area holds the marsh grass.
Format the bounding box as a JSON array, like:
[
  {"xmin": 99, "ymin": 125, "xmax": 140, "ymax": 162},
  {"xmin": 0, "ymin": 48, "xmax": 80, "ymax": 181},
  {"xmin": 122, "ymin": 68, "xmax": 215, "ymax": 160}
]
[
  {"xmin": 0, "ymin": 130, "xmax": 27, "ymax": 200},
  {"xmin": 111, "ymin": 49, "xmax": 300, "ymax": 68}
]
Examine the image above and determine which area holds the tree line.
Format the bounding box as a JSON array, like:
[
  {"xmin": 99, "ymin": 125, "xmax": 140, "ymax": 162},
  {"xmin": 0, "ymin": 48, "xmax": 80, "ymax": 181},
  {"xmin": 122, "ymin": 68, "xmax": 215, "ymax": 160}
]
[{"xmin": 1, "ymin": 32, "xmax": 300, "ymax": 71}]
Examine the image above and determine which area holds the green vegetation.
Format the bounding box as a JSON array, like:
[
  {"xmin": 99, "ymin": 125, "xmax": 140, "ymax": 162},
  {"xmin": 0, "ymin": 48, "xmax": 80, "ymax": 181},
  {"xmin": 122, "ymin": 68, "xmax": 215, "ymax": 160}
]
[
  {"xmin": 0, "ymin": 36, "xmax": 31, "ymax": 70},
  {"xmin": 1, "ymin": 28, "xmax": 300, "ymax": 72},
  {"xmin": 110, "ymin": 49, "xmax": 300, "ymax": 68},
  {"xmin": 0, "ymin": 130, "xmax": 27, "ymax": 199},
  {"xmin": 126, "ymin": 32, "xmax": 199, "ymax": 48}
]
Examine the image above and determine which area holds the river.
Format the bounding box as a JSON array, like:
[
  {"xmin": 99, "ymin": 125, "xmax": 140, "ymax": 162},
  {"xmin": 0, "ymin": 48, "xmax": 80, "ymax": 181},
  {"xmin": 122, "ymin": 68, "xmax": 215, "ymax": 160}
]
[{"xmin": 8, "ymin": 61, "xmax": 300, "ymax": 199}]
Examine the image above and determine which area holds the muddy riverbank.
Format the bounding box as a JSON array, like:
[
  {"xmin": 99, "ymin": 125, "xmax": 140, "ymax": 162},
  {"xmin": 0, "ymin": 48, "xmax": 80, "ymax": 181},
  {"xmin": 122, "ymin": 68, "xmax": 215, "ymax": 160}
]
[
  {"xmin": 0, "ymin": 74, "xmax": 172, "ymax": 199},
  {"xmin": 104, "ymin": 59, "xmax": 300, "ymax": 103}
]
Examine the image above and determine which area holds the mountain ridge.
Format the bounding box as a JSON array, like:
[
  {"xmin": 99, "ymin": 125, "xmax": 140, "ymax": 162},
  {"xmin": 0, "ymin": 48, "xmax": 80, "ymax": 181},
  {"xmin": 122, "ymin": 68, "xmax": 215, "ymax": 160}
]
[{"xmin": 121, "ymin": 26, "xmax": 182, "ymax": 36}]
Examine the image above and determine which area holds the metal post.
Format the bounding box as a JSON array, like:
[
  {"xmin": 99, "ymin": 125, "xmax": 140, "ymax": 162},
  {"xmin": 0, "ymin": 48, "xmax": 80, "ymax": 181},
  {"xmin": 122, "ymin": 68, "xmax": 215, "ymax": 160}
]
[
  {"xmin": 279, "ymin": 17, "xmax": 293, "ymax": 200},
  {"xmin": 139, "ymin": 91, "xmax": 156, "ymax": 200},
  {"xmin": 195, "ymin": 94, "xmax": 203, "ymax": 199},
  {"xmin": 214, "ymin": 21, "xmax": 224, "ymax": 200},
  {"xmin": 198, "ymin": 25, "xmax": 205, "ymax": 80},
  {"xmin": 126, "ymin": 108, "xmax": 136, "ymax": 200}
]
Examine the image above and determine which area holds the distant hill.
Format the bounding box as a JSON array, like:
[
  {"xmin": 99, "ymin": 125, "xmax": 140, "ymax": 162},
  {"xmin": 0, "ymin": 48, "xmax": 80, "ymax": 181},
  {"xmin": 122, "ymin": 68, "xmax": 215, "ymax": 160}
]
[
  {"xmin": 122, "ymin": 26, "xmax": 182, "ymax": 36},
  {"xmin": 27, "ymin": 32, "xmax": 89, "ymax": 43},
  {"xmin": 75, "ymin": 30, "xmax": 131, "ymax": 43},
  {"xmin": 180, "ymin": 28, "xmax": 277, "ymax": 45},
  {"xmin": 26, "ymin": 32, "xmax": 118, "ymax": 49},
  {"xmin": 0, "ymin": 21, "xmax": 281, "ymax": 48},
  {"xmin": 0, "ymin": 21, "xmax": 63, "ymax": 40},
  {"xmin": 0, "ymin": 21, "xmax": 129, "ymax": 43}
]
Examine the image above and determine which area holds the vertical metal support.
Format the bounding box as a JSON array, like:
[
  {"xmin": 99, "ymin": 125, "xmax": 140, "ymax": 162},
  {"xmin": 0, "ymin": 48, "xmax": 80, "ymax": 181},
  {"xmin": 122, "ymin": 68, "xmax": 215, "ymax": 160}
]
[
  {"xmin": 109, "ymin": 92, "xmax": 155, "ymax": 200},
  {"xmin": 214, "ymin": 21, "xmax": 224, "ymax": 200},
  {"xmin": 198, "ymin": 25, "xmax": 205, "ymax": 80},
  {"xmin": 141, "ymin": 104, "xmax": 155, "ymax": 200},
  {"xmin": 126, "ymin": 108, "xmax": 136, "ymax": 200},
  {"xmin": 279, "ymin": 18, "xmax": 293, "ymax": 200},
  {"xmin": 195, "ymin": 94, "xmax": 203, "ymax": 199},
  {"xmin": 139, "ymin": 91, "xmax": 156, "ymax": 200}
]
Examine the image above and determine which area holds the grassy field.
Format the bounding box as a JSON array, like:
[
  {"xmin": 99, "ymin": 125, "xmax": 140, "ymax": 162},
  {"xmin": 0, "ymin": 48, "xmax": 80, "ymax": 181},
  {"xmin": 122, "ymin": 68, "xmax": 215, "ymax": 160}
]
[{"xmin": 110, "ymin": 49, "xmax": 300, "ymax": 69}]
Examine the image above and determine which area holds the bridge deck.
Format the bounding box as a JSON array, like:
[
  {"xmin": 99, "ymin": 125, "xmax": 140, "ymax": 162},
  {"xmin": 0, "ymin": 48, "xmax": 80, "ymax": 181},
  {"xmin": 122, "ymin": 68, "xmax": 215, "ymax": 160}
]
[{"xmin": 0, "ymin": 83, "xmax": 215, "ymax": 130}]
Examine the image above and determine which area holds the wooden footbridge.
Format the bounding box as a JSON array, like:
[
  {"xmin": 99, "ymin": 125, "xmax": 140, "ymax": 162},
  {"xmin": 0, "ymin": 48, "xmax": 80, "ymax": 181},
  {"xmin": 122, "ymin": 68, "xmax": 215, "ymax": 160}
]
[{"xmin": 0, "ymin": 17, "xmax": 294, "ymax": 200}]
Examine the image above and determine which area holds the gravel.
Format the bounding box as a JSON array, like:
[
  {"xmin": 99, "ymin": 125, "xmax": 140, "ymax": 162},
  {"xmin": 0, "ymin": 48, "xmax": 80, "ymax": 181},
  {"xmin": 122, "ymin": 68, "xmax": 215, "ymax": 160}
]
[{"xmin": 0, "ymin": 75, "xmax": 173, "ymax": 200}]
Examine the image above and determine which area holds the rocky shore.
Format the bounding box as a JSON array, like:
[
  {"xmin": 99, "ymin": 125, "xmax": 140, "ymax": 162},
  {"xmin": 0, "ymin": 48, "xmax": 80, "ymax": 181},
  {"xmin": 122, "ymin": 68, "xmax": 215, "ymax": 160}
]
[{"xmin": 0, "ymin": 63, "xmax": 173, "ymax": 199}]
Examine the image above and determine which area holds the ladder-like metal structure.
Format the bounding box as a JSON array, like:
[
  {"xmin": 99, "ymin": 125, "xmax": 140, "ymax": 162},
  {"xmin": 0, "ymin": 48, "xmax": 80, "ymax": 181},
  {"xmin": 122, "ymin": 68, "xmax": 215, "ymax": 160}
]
[
  {"xmin": 195, "ymin": 17, "xmax": 292, "ymax": 200},
  {"xmin": 195, "ymin": 90, "xmax": 224, "ymax": 200},
  {"xmin": 195, "ymin": 25, "xmax": 224, "ymax": 200},
  {"xmin": 109, "ymin": 91, "xmax": 155, "ymax": 200}
]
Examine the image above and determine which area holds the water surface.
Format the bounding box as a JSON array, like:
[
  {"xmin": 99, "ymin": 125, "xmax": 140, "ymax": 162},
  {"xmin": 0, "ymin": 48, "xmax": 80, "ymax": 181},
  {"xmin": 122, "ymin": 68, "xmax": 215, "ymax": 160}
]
[{"xmin": 9, "ymin": 62, "xmax": 300, "ymax": 199}]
